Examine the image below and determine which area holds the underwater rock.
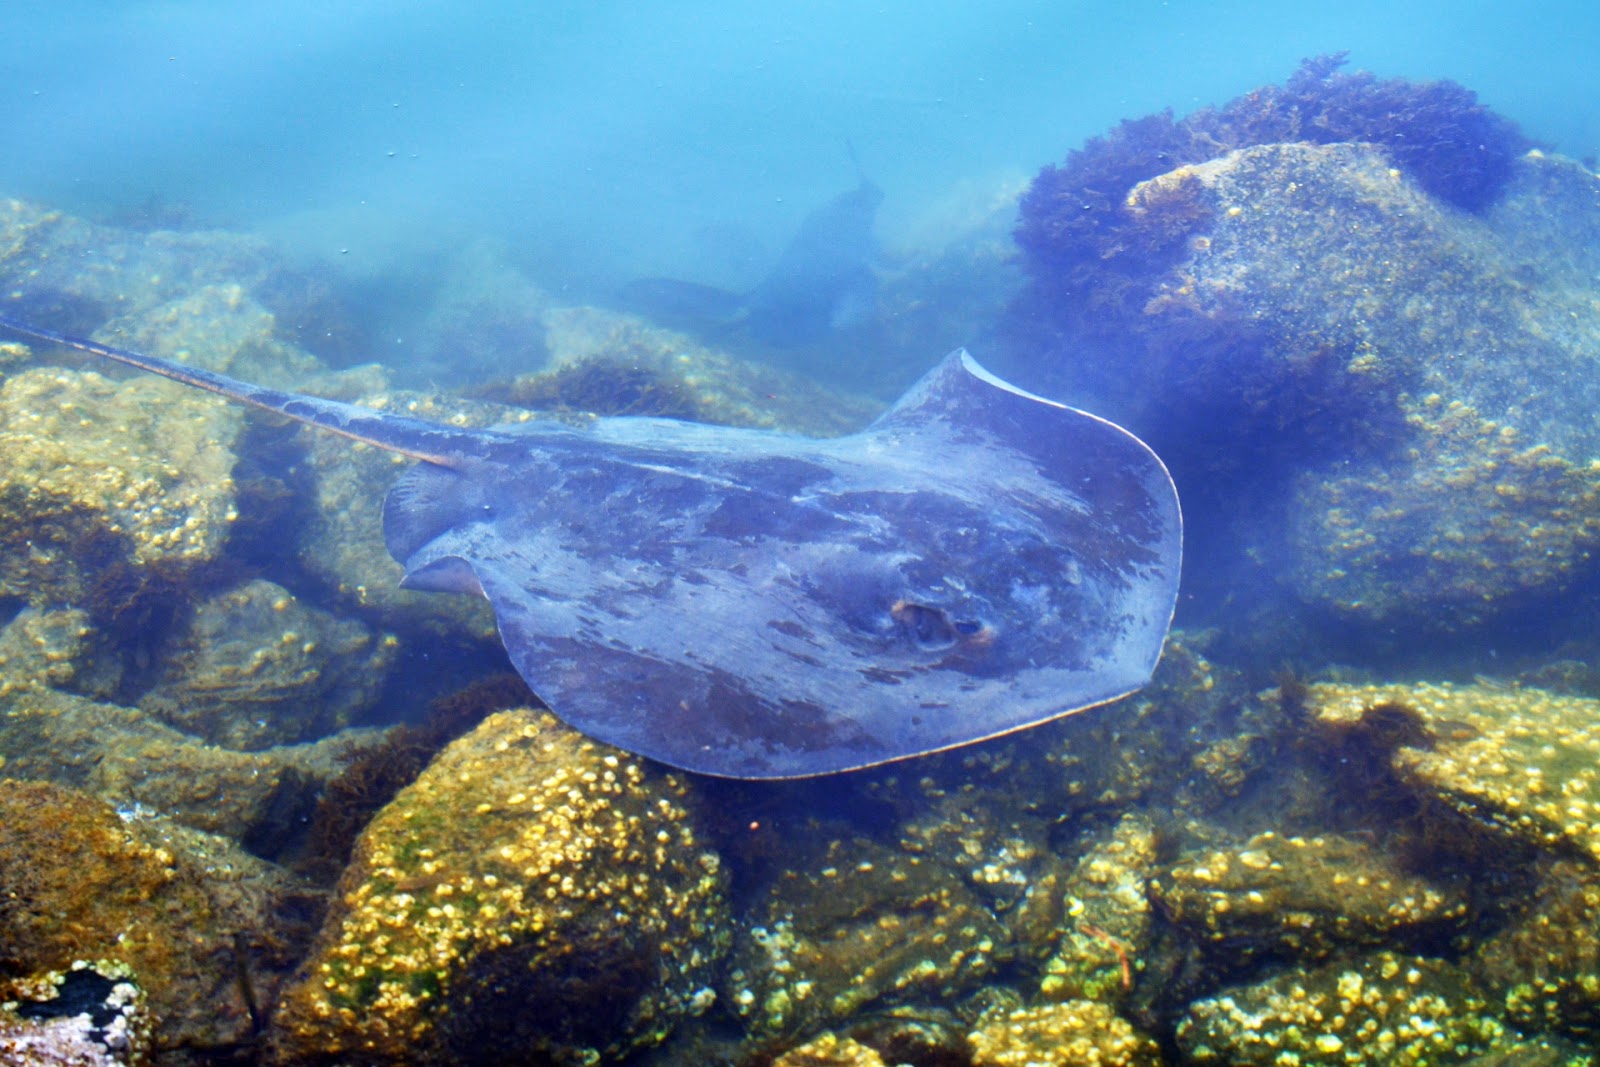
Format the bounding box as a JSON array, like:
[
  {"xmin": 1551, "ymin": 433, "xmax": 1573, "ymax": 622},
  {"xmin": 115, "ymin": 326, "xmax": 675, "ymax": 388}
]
[
  {"xmin": 0, "ymin": 778, "xmax": 307, "ymax": 1056},
  {"xmin": 540, "ymin": 305, "xmax": 878, "ymax": 434},
  {"xmin": 771, "ymin": 1030, "xmax": 889, "ymax": 1067},
  {"xmin": 139, "ymin": 578, "xmax": 395, "ymax": 750},
  {"xmin": 1176, "ymin": 951, "xmax": 1512, "ymax": 1065},
  {"xmin": 0, "ymin": 604, "xmax": 385, "ymax": 843},
  {"xmin": 1130, "ymin": 144, "xmax": 1600, "ymax": 632},
  {"xmin": 101, "ymin": 283, "xmax": 324, "ymax": 386},
  {"xmin": 1009, "ymin": 63, "xmax": 1600, "ymax": 638},
  {"xmin": 1028, "ymin": 814, "xmax": 1157, "ymax": 1004},
  {"xmin": 0, "ymin": 198, "xmax": 289, "ymax": 332},
  {"xmin": 720, "ymin": 828, "xmax": 1007, "ymax": 1047},
  {"xmin": 292, "ymin": 386, "xmax": 513, "ymax": 642},
  {"xmin": 1304, "ymin": 681, "xmax": 1600, "ymax": 863},
  {"xmin": 1475, "ymin": 859, "xmax": 1600, "ymax": 1038},
  {"xmin": 1152, "ymin": 830, "xmax": 1469, "ymax": 969},
  {"xmin": 0, "ymin": 364, "xmax": 242, "ymax": 609},
  {"xmin": 269, "ymin": 707, "xmax": 728, "ymax": 1066},
  {"xmin": 968, "ymin": 1000, "xmax": 1160, "ymax": 1067}
]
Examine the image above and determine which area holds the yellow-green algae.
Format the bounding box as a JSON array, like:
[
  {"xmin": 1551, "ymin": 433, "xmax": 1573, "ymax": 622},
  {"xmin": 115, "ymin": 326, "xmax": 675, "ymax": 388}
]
[
  {"xmin": 1303, "ymin": 681, "xmax": 1600, "ymax": 861},
  {"xmin": 968, "ymin": 999, "xmax": 1160, "ymax": 1067},
  {"xmin": 1476, "ymin": 859, "xmax": 1600, "ymax": 1039},
  {"xmin": 0, "ymin": 365, "xmax": 242, "ymax": 606},
  {"xmin": 270, "ymin": 707, "xmax": 728, "ymax": 1066},
  {"xmin": 1035, "ymin": 814, "xmax": 1155, "ymax": 1004}
]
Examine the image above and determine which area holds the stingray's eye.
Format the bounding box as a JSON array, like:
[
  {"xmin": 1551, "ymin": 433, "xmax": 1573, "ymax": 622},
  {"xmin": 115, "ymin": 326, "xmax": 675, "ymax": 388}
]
[{"xmin": 891, "ymin": 600, "xmax": 966, "ymax": 649}]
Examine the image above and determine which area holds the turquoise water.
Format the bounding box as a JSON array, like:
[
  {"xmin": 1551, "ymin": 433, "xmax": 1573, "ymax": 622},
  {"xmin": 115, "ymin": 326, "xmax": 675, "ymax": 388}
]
[
  {"xmin": 7, "ymin": 5, "xmax": 1600, "ymax": 1063},
  {"xmin": 2, "ymin": 0, "xmax": 1593, "ymax": 329}
]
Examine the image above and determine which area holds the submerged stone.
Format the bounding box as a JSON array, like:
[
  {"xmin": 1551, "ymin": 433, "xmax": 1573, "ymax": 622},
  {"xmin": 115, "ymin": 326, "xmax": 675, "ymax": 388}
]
[
  {"xmin": 270, "ymin": 708, "xmax": 728, "ymax": 1066},
  {"xmin": 0, "ymin": 365, "xmax": 241, "ymax": 608},
  {"xmin": 969, "ymin": 1000, "xmax": 1159, "ymax": 1067},
  {"xmin": 1177, "ymin": 951, "xmax": 1510, "ymax": 1065},
  {"xmin": 1305, "ymin": 681, "xmax": 1600, "ymax": 862},
  {"xmin": 139, "ymin": 578, "xmax": 395, "ymax": 750}
]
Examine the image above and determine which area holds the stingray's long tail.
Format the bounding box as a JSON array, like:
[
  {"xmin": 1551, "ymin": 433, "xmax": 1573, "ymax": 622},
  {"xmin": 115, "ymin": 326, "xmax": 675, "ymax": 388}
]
[{"xmin": 0, "ymin": 312, "xmax": 471, "ymax": 467}]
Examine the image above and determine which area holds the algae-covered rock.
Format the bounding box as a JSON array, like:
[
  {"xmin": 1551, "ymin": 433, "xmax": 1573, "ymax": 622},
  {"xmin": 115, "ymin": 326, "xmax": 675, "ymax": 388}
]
[
  {"xmin": 1303, "ymin": 681, "xmax": 1600, "ymax": 861},
  {"xmin": 270, "ymin": 708, "xmax": 728, "ymax": 1066},
  {"xmin": 0, "ymin": 365, "xmax": 241, "ymax": 608},
  {"xmin": 540, "ymin": 305, "xmax": 878, "ymax": 435},
  {"xmin": 1475, "ymin": 860, "xmax": 1600, "ymax": 1039},
  {"xmin": 968, "ymin": 1000, "xmax": 1160, "ymax": 1067},
  {"xmin": 139, "ymin": 578, "xmax": 396, "ymax": 750},
  {"xmin": 721, "ymin": 830, "xmax": 1006, "ymax": 1046},
  {"xmin": 1152, "ymin": 829, "xmax": 1469, "ymax": 967},
  {"xmin": 1012, "ymin": 99, "xmax": 1600, "ymax": 636},
  {"xmin": 102, "ymin": 283, "xmax": 322, "ymax": 385},
  {"xmin": 0, "ymin": 604, "xmax": 385, "ymax": 843},
  {"xmin": 293, "ymin": 388, "xmax": 515, "ymax": 640},
  {"xmin": 771, "ymin": 1030, "xmax": 889, "ymax": 1067},
  {"xmin": 0, "ymin": 779, "xmax": 299, "ymax": 1056},
  {"xmin": 1177, "ymin": 951, "xmax": 1511, "ymax": 1065},
  {"xmin": 1031, "ymin": 814, "xmax": 1157, "ymax": 1003}
]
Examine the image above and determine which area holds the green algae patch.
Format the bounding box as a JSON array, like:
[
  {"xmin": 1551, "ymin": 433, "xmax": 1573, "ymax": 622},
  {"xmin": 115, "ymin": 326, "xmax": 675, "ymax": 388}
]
[
  {"xmin": 0, "ymin": 366, "xmax": 241, "ymax": 608},
  {"xmin": 1305, "ymin": 681, "xmax": 1600, "ymax": 861},
  {"xmin": 270, "ymin": 708, "xmax": 729, "ymax": 1066}
]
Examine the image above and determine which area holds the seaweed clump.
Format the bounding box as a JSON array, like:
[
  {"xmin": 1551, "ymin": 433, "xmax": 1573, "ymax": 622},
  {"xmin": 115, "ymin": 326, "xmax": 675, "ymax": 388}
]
[
  {"xmin": 1012, "ymin": 53, "xmax": 1532, "ymax": 339},
  {"xmin": 293, "ymin": 672, "xmax": 536, "ymax": 885}
]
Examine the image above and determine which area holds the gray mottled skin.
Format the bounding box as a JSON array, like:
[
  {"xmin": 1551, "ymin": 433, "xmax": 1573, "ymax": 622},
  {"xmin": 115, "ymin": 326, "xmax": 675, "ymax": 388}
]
[{"xmin": 0, "ymin": 314, "xmax": 1181, "ymax": 778}]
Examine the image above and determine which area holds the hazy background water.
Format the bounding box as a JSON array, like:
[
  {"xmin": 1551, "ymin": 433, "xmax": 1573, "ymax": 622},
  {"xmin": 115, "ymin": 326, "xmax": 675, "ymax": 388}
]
[{"xmin": 1, "ymin": 0, "xmax": 1595, "ymax": 372}]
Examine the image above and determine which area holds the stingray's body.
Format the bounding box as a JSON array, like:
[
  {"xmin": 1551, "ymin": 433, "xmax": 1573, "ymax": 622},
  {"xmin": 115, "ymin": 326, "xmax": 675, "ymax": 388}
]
[{"xmin": 0, "ymin": 314, "xmax": 1181, "ymax": 778}]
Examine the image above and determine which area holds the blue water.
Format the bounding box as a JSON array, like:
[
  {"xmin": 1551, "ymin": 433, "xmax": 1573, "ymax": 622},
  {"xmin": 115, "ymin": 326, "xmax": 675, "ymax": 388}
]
[{"xmin": 1, "ymin": 0, "xmax": 1593, "ymax": 336}]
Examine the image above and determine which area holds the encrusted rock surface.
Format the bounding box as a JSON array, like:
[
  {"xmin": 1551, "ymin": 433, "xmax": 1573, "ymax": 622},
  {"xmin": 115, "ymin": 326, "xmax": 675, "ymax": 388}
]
[
  {"xmin": 139, "ymin": 578, "xmax": 395, "ymax": 750},
  {"xmin": 270, "ymin": 708, "xmax": 729, "ymax": 1066},
  {"xmin": 968, "ymin": 999, "xmax": 1160, "ymax": 1067},
  {"xmin": 0, "ymin": 365, "xmax": 242, "ymax": 608},
  {"xmin": 1153, "ymin": 829, "xmax": 1469, "ymax": 966},
  {"xmin": 1305, "ymin": 681, "xmax": 1600, "ymax": 861}
]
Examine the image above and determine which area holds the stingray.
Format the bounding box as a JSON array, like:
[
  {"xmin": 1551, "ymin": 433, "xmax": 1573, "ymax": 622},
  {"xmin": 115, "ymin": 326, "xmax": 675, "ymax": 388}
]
[
  {"xmin": 0, "ymin": 314, "xmax": 1182, "ymax": 778},
  {"xmin": 617, "ymin": 174, "xmax": 883, "ymax": 347}
]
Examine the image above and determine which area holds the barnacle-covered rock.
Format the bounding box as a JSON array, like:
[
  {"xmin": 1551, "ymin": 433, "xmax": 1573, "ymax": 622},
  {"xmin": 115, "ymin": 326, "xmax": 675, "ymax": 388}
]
[
  {"xmin": 968, "ymin": 1000, "xmax": 1160, "ymax": 1067},
  {"xmin": 1152, "ymin": 830, "xmax": 1469, "ymax": 967},
  {"xmin": 270, "ymin": 708, "xmax": 728, "ymax": 1066},
  {"xmin": 139, "ymin": 578, "xmax": 396, "ymax": 750},
  {"xmin": 540, "ymin": 305, "xmax": 877, "ymax": 434},
  {"xmin": 1177, "ymin": 952, "xmax": 1511, "ymax": 1065},
  {"xmin": 1304, "ymin": 681, "xmax": 1600, "ymax": 861},
  {"xmin": 0, "ymin": 365, "xmax": 241, "ymax": 608},
  {"xmin": 771, "ymin": 1030, "xmax": 888, "ymax": 1067},
  {"xmin": 102, "ymin": 283, "xmax": 322, "ymax": 385}
]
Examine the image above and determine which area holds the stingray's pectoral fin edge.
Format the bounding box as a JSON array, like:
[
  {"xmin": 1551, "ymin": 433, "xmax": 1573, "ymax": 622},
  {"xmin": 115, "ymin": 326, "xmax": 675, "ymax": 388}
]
[{"xmin": 399, "ymin": 555, "xmax": 486, "ymax": 597}]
